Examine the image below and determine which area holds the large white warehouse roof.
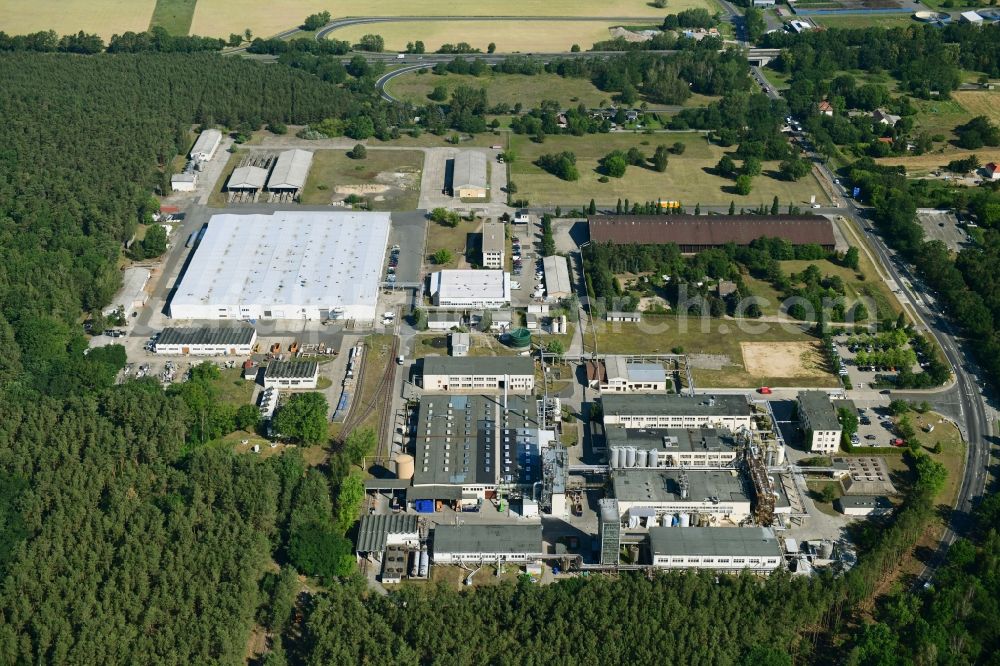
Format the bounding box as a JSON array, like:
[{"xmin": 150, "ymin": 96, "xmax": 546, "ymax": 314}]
[
  {"xmin": 268, "ymin": 149, "xmax": 314, "ymax": 190},
  {"xmin": 169, "ymin": 211, "xmax": 391, "ymax": 321}
]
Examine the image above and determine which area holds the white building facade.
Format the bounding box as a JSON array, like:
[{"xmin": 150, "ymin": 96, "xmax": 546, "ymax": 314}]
[
  {"xmin": 430, "ymin": 270, "xmax": 511, "ymax": 309},
  {"xmin": 422, "ymin": 356, "xmax": 534, "ymax": 392}
]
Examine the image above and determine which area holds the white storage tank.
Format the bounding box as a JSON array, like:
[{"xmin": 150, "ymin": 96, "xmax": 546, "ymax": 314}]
[
  {"xmin": 776, "ymin": 445, "xmax": 786, "ymax": 465},
  {"xmin": 625, "ymin": 447, "xmax": 636, "ymax": 468},
  {"xmin": 419, "ymin": 550, "xmax": 429, "ymax": 576},
  {"xmin": 636, "ymin": 449, "xmax": 648, "ymax": 468},
  {"xmin": 410, "ymin": 551, "xmax": 419, "ymax": 577},
  {"xmin": 679, "ymin": 513, "xmax": 691, "ymax": 527},
  {"xmin": 610, "ymin": 447, "xmax": 621, "ymax": 468},
  {"xmin": 647, "ymin": 449, "xmax": 658, "ymax": 468}
]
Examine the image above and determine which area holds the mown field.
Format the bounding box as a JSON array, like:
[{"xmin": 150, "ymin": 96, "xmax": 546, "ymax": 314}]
[
  {"xmin": 812, "ymin": 14, "xmax": 919, "ymax": 29},
  {"xmin": 190, "ymin": 0, "xmax": 680, "ymax": 38},
  {"xmin": 509, "ymin": 132, "xmax": 830, "ymax": 207},
  {"xmin": 300, "ymin": 148, "xmax": 423, "ymax": 210},
  {"xmin": 0, "ymin": 0, "xmax": 157, "ymax": 38},
  {"xmin": 149, "ymin": 0, "xmax": 198, "ymax": 34},
  {"xmin": 333, "ymin": 21, "xmax": 618, "ymax": 54}
]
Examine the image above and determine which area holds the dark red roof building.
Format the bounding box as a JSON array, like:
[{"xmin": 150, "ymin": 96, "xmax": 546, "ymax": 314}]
[{"xmin": 587, "ymin": 215, "xmax": 836, "ymax": 252}]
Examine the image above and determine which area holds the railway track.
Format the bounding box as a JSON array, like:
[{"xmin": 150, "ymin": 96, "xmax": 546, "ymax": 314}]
[{"xmin": 340, "ymin": 336, "xmax": 399, "ymax": 463}]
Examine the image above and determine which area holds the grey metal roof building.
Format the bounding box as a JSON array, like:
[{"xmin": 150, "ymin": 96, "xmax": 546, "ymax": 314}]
[
  {"xmin": 588, "ymin": 215, "xmax": 836, "ymax": 252},
  {"xmin": 606, "ymin": 426, "xmax": 739, "ymax": 455},
  {"xmin": 797, "ymin": 391, "xmax": 842, "ymax": 431},
  {"xmin": 836, "ymin": 495, "xmax": 893, "ymax": 515},
  {"xmin": 228, "ymin": 165, "xmax": 268, "ymax": 190},
  {"xmin": 542, "ymin": 255, "xmax": 572, "ymax": 299},
  {"xmin": 452, "ymin": 151, "xmax": 488, "ymax": 198},
  {"xmin": 355, "ymin": 514, "xmax": 419, "ymax": 554},
  {"xmin": 265, "ymin": 361, "xmax": 318, "ymax": 381},
  {"xmin": 601, "ymin": 394, "xmax": 753, "ymax": 431},
  {"xmin": 156, "ymin": 326, "xmax": 257, "ymax": 352},
  {"xmin": 612, "ymin": 468, "xmax": 751, "ymax": 505},
  {"xmin": 433, "ymin": 523, "xmax": 543, "ymax": 559},
  {"xmin": 412, "ymin": 394, "xmax": 546, "ymax": 489},
  {"xmin": 649, "ymin": 527, "xmax": 780, "ymax": 558},
  {"xmin": 190, "ymin": 129, "xmax": 222, "ymax": 161},
  {"xmin": 481, "ymin": 220, "xmax": 505, "ymax": 269},
  {"xmin": 423, "ymin": 356, "xmax": 534, "ymax": 378},
  {"xmin": 267, "ymin": 149, "xmax": 313, "ymax": 191}
]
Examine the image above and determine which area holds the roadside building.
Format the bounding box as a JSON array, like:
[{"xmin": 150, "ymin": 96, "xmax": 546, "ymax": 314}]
[
  {"xmin": 430, "ymin": 270, "xmax": 511, "ymax": 308},
  {"xmin": 450, "ymin": 332, "xmax": 470, "ymax": 357},
  {"xmin": 542, "ymin": 255, "xmax": 573, "ymax": 299},
  {"xmin": 797, "ymin": 391, "xmax": 842, "ymax": 453},
  {"xmin": 601, "ymin": 393, "xmax": 754, "ymax": 431},
  {"xmin": 649, "ymin": 526, "xmax": 783, "ymax": 573},
  {"xmin": 154, "ymin": 325, "xmax": 257, "ymax": 355},
  {"xmin": 605, "ymin": 311, "xmax": 642, "ymax": 323},
  {"xmin": 983, "ymin": 162, "xmax": 1000, "ymax": 181},
  {"xmin": 355, "ymin": 514, "xmax": 420, "ymax": 557},
  {"xmin": 412, "ymin": 394, "xmax": 554, "ymax": 499},
  {"xmin": 605, "ymin": 426, "xmax": 741, "ymax": 468},
  {"xmin": 472, "ymin": 309, "xmax": 513, "ymax": 332},
  {"xmin": 103, "ymin": 267, "xmax": 150, "ymax": 320},
  {"xmin": 612, "ymin": 468, "xmax": 753, "ymax": 525},
  {"xmin": 836, "ymin": 495, "xmax": 893, "ymax": 516},
  {"xmin": 817, "ymin": 100, "xmax": 834, "ymax": 117},
  {"xmin": 481, "ymin": 221, "xmax": 505, "ymax": 269},
  {"xmin": 170, "ymin": 172, "xmax": 197, "ymax": 192},
  {"xmin": 266, "ymin": 149, "xmax": 313, "ymax": 198},
  {"xmin": 588, "ymin": 215, "xmax": 836, "ymax": 252},
  {"xmin": 752, "ymin": 0, "xmax": 776, "ymax": 6},
  {"xmin": 422, "ymin": 356, "xmax": 534, "ymax": 392},
  {"xmin": 513, "ymin": 210, "xmax": 531, "ymax": 224},
  {"xmin": 433, "ymin": 523, "xmax": 544, "ymax": 564},
  {"xmin": 426, "ymin": 310, "xmax": 466, "ymax": 331},
  {"xmin": 190, "ymin": 128, "xmax": 222, "ymax": 163},
  {"xmin": 596, "ymin": 356, "xmax": 668, "ymax": 393},
  {"xmin": 263, "ymin": 360, "xmax": 319, "ymax": 389},
  {"xmin": 452, "ymin": 151, "xmax": 488, "ymax": 199}
]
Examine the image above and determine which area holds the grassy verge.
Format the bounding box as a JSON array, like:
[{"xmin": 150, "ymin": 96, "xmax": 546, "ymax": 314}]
[
  {"xmin": 812, "ymin": 14, "xmax": 918, "ymax": 30},
  {"xmin": 149, "ymin": 0, "xmax": 198, "ymax": 34},
  {"xmin": 300, "ymin": 149, "xmax": 423, "ymax": 210},
  {"xmin": 509, "ymin": 132, "xmax": 829, "ymax": 207}
]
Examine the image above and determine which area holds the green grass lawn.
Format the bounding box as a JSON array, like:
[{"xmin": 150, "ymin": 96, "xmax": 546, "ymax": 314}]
[
  {"xmin": 149, "ymin": 0, "xmax": 198, "ymax": 35},
  {"xmin": 386, "ymin": 71, "xmax": 716, "ymax": 111},
  {"xmin": 509, "ymin": 132, "xmax": 829, "ymax": 207},
  {"xmin": 781, "ymin": 256, "xmax": 900, "ymax": 321},
  {"xmin": 425, "ymin": 218, "xmax": 478, "ymax": 269},
  {"xmin": 909, "ymin": 97, "xmax": 973, "ymax": 142},
  {"xmin": 813, "ymin": 14, "xmax": 919, "ymax": 30},
  {"xmin": 300, "ymin": 149, "xmax": 423, "ymax": 210},
  {"xmin": 593, "ymin": 318, "xmax": 838, "ymax": 388}
]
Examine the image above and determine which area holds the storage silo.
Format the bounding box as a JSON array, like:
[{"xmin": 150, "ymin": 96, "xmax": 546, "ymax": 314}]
[
  {"xmin": 610, "ymin": 447, "xmax": 621, "ymax": 468},
  {"xmin": 775, "ymin": 445, "xmax": 786, "ymax": 465},
  {"xmin": 679, "ymin": 513, "xmax": 690, "ymax": 527},
  {"xmin": 508, "ymin": 328, "xmax": 532, "ymax": 350},
  {"xmin": 410, "ymin": 551, "xmax": 419, "ymax": 577},
  {"xmin": 395, "ymin": 453, "xmax": 415, "ymax": 480},
  {"xmin": 636, "ymin": 449, "xmax": 648, "ymax": 468},
  {"xmin": 648, "ymin": 449, "xmax": 659, "ymax": 468},
  {"xmin": 419, "ymin": 550, "xmax": 429, "ymax": 576},
  {"xmin": 625, "ymin": 447, "xmax": 636, "ymax": 468}
]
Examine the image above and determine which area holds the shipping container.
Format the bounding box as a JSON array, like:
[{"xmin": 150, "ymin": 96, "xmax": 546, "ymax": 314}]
[{"xmin": 414, "ymin": 499, "xmax": 435, "ymax": 513}]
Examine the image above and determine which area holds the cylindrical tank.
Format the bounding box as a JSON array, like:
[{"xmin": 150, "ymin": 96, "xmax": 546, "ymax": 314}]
[
  {"xmin": 419, "ymin": 550, "xmax": 429, "ymax": 576},
  {"xmin": 410, "ymin": 551, "xmax": 419, "ymax": 577},
  {"xmin": 648, "ymin": 449, "xmax": 659, "ymax": 468},
  {"xmin": 671, "ymin": 514, "xmax": 679, "ymax": 527},
  {"xmin": 625, "ymin": 447, "xmax": 636, "ymax": 468},
  {"xmin": 395, "ymin": 454, "xmax": 415, "ymax": 480},
  {"xmin": 661, "ymin": 514, "xmax": 671, "ymax": 527},
  {"xmin": 820, "ymin": 541, "xmax": 834, "ymax": 559},
  {"xmin": 636, "ymin": 449, "xmax": 648, "ymax": 468},
  {"xmin": 610, "ymin": 447, "xmax": 621, "ymax": 468},
  {"xmin": 766, "ymin": 450, "xmax": 775, "ymax": 467},
  {"xmin": 508, "ymin": 328, "xmax": 532, "ymax": 350},
  {"xmin": 775, "ymin": 445, "xmax": 786, "ymax": 465},
  {"xmin": 680, "ymin": 513, "xmax": 690, "ymax": 527}
]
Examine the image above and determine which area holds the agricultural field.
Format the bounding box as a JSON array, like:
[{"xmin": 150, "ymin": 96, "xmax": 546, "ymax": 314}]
[
  {"xmin": 333, "ymin": 21, "xmax": 619, "ymax": 54},
  {"xmin": 388, "ymin": 72, "xmax": 618, "ymax": 110},
  {"xmin": 594, "ymin": 318, "xmax": 839, "ymax": 388},
  {"xmin": 952, "ymin": 90, "xmax": 1000, "ymax": 126},
  {"xmin": 300, "ymin": 148, "xmax": 423, "ymax": 210},
  {"xmin": 509, "ymin": 132, "xmax": 830, "ymax": 207},
  {"xmin": 189, "ymin": 0, "xmax": 677, "ymax": 39},
  {"xmin": 876, "ymin": 147, "xmax": 1000, "ymax": 176},
  {"xmin": 149, "ymin": 0, "xmax": 198, "ymax": 34},
  {"xmin": 0, "ymin": 0, "xmax": 157, "ymax": 39}
]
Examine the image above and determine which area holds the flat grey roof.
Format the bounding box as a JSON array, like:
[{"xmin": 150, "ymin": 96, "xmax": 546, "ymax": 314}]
[
  {"xmin": 604, "ymin": 356, "xmax": 666, "ymax": 383},
  {"xmin": 452, "ymin": 151, "xmax": 487, "ymax": 190},
  {"xmin": 267, "ymin": 149, "xmax": 313, "ymax": 190},
  {"xmin": 265, "ymin": 360, "xmax": 318, "ymax": 379},
  {"xmin": 602, "ymin": 393, "xmax": 751, "ymax": 418},
  {"xmin": 407, "ymin": 485, "xmax": 463, "ymax": 501},
  {"xmin": 434, "ymin": 523, "xmax": 543, "ymax": 555},
  {"xmin": 157, "ymin": 325, "xmax": 256, "ymax": 347},
  {"xmin": 228, "ymin": 165, "xmax": 267, "ymax": 189},
  {"xmin": 542, "ymin": 255, "xmax": 572, "ymax": 295},
  {"xmin": 356, "ymin": 514, "xmax": 418, "ymax": 553},
  {"xmin": 482, "ymin": 221, "xmax": 504, "ymax": 254},
  {"xmin": 836, "ymin": 495, "xmax": 892, "ymax": 509},
  {"xmin": 606, "ymin": 426, "xmax": 739, "ymax": 454},
  {"xmin": 612, "ymin": 468, "xmax": 750, "ymax": 503},
  {"xmin": 649, "ymin": 527, "xmax": 780, "ymax": 558},
  {"xmin": 413, "ymin": 394, "xmax": 543, "ymax": 487},
  {"xmin": 798, "ymin": 391, "xmax": 841, "ymax": 431},
  {"xmin": 423, "ymin": 355, "xmax": 533, "ymax": 377}
]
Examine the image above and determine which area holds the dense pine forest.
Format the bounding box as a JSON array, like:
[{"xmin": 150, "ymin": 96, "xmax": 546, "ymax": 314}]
[{"xmin": 0, "ymin": 35, "xmax": 998, "ymax": 665}]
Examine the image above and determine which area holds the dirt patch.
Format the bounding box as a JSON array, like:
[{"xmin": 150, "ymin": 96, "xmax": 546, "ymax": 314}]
[
  {"xmin": 335, "ymin": 184, "xmax": 391, "ymax": 195},
  {"xmin": 608, "ymin": 26, "xmax": 654, "ymax": 42},
  {"xmin": 688, "ymin": 353, "xmax": 732, "ymax": 370},
  {"xmin": 741, "ymin": 341, "xmax": 828, "ymax": 378}
]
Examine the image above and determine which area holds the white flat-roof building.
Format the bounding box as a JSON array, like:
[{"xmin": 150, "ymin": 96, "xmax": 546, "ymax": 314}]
[
  {"xmin": 267, "ymin": 149, "xmax": 313, "ymax": 193},
  {"xmin": 481, "ymin": 221, "xmax": 504, "ymax": 269},
  {"xmin": 605, "ymin": 426, "xmax": 741, "ymax": 468},
  {"xmin": 422, "ymin": 356, "xmax": 534, "ymax": 392},
  {"xmin": 190, "ymin": 129, "xmax": 222, "ymax": 163},
  {"xmin": 452, "ymin": 151, "xmax": 488, "ymax": 199},
  {"xmin": 612, "ymin": 468, "xmax": 753, "ymax": 525},
  {"xmin": 798, "ymin": 391, "xmax": 842, "ymax": 453},
  {"xmin": 597, "ymin": 356, "xmax": 668, "ymax": 393},
  {"xmin": 649, "ymin": 527, "xmax": 783, "ymax": 573},
  {"xmin": 960, "ymin": 10, "xmax": 983, "ymax": 23},
  {"xmin": 103, "ymin": 267, "xmax": 150, "ymax": 319},
  {"xmin": 264, "ymin": 361, "xmax": 319, "ymax": 389},
  {"xmin": 433, "ymin": 524, "xmax": 544, "ymax": 564},
  {"xmin": 228, "ymin": 166, "xmax": 268, "ymax": 191},
  {"xmin": 171, "ymin": 172, "xmax": 197, "ymax": 192},
  {"xmin": 154, "ymin": 326, "xmax": 257, "ymax": 356},
  {"xmin": 430, "ymin": 270, "xmax": 511, "ymax": 308},
  {"xmin": 169, "ymin": 211, "xmax": 391, "ymax": 321},
  {"xmin": 836, "ymin": 495, "xmax": 893, "ymax": 517},
  {"xmin": 602, "ymin": 393, "xmax": 754, "ymax": 431},
  {"xmin": 426, "ymin": 310, "xmax": 466, "ymax": 331},
  {"xmin": 542, "ymin": 255, "xmax": 572, "ymax": 299},
  {"xmin": 450, "ymin": 332, "xmax": 470, "ymax": 356}
]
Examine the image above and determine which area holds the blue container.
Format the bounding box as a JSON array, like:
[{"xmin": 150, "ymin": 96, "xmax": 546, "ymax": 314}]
[{"xmin": 414, "ymin": 499, "xmax": 435, "ymax": 513}]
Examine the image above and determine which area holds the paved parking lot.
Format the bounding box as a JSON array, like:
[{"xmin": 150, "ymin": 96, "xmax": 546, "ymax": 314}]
[{"xmin": 916, "ymin": 209, "xmax": 969, "ymax": 252}]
